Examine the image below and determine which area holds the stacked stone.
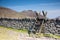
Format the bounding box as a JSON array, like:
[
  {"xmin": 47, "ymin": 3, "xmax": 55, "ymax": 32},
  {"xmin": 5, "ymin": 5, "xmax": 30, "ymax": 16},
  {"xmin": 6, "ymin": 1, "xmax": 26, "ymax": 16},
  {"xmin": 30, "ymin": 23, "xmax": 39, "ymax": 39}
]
[
  {"xmin": 0, "ymin": 18, "xmax": 35, "ymax": 30},
  {"xmin": 44, "ymin": 20, "xmax": 60, "ymax": 35},
  {"xmin": 0, "ymin": 18, "xmax": 60, "ymax": 36},
  {"xmin": 55, "ymin": 20, "xmax": 60, "ymax": 35}
]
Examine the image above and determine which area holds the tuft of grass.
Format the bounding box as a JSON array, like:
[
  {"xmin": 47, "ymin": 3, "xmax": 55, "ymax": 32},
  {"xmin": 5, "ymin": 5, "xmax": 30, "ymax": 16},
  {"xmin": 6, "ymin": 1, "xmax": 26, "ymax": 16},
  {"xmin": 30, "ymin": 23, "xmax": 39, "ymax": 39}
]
[
  {"xmin": 42, "ymin": 33, "xmax": 60, "ymax": 39},
  {"xmin": 34, "ymin": 33, "xmax": 60, "ymax": 38}
]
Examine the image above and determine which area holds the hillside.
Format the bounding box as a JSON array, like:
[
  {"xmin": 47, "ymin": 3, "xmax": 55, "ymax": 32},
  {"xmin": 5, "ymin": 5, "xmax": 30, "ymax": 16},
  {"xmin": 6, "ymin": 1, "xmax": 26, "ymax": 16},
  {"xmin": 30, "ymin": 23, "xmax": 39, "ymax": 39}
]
[
  {"xmin": 0, "ymin": 7, "xmax": 24, "ymax": 19},
  {"xmin": 0, "ymin": 7, "xmax": 44, "ymax": 19},
  {"xmin": 0, "ymin": 26, "xmax": 59, "ymax": 40}
]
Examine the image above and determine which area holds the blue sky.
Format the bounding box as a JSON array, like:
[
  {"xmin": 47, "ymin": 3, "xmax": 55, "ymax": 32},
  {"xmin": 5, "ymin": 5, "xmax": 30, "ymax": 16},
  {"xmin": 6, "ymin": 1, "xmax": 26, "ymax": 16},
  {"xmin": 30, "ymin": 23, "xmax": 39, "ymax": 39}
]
[{"xmin": 0, "ymin": 0, "xmax": 60, "ymax": 18}]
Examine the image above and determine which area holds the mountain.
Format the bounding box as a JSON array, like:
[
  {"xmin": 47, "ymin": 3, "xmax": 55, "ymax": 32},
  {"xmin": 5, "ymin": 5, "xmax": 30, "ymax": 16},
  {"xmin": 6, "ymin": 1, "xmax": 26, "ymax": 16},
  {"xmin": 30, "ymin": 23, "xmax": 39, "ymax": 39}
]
[
  {"xmin": 0, "ymin": 7, "xmax": 24, "ymax": 19},
  {"xmin": 0, "ymin": 7, "xmax": 44, "ymax": 19},
  {"xmin": 20, "ymin": 10, "xmax": 37, "ymax": 18},
  {"xmin": 20, "ymin": 10, "xmax": 45, "ymax": 19}
]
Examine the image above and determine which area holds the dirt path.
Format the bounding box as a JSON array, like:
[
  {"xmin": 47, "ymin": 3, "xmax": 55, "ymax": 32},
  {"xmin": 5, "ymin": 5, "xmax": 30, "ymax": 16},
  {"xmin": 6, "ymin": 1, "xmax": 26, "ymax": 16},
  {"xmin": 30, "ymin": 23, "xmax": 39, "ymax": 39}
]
[{"xmin": 0, "ymin": 27, "xmax": 59, "ymax": 40}]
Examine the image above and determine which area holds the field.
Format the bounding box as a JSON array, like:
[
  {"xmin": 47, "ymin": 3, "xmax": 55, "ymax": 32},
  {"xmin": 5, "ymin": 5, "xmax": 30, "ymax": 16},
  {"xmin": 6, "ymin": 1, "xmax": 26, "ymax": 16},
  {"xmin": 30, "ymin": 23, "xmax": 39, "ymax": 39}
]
[
  {"xmin": 0, "ymin": 26, "xmax": 29, "ymax": 40},
  {"xmin": 0, "ymin": 26, "xmax": 60, "ymax": 40}
]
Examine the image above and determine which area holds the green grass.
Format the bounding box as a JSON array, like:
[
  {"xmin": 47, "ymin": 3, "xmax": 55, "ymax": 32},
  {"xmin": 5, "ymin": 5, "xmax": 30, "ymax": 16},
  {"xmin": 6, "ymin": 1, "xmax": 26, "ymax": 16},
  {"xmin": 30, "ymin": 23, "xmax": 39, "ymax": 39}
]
[
  {"xmin": 43, "ymin": 33, "xmax": 60, "ymax": 38},
  {"xmin": 0, "ymin": 26, "xmax": 60, "ymax": 38},
  {"xmin": 0, "ymin": 26, "xmax": 28, "ymax": 33},
  {"xmin": 35, "ymin": 33, "xmax": 60, "ymax": 38}
]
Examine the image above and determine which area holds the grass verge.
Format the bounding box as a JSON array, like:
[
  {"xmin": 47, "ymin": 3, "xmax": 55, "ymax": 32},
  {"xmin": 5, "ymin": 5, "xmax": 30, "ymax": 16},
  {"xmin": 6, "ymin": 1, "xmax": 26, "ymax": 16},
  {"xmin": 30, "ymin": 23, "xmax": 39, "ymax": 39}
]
[{"xmin": 0, "ymin": 26, "xmax": 28, "ymax": 33}]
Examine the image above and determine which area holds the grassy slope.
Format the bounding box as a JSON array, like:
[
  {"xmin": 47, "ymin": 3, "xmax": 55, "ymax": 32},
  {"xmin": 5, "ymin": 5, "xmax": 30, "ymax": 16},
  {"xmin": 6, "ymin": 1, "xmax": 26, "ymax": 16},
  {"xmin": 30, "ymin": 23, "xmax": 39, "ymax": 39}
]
[
  {"xmin": 0, "ymin": 26, "xmax": 27, "ymax": 33},
  {"xmin": 0, "ymin": 26, "xmax": 18, "ymax": 40},
  {"xmin": 0, "ymin": 26, "xmax": 60, "ymax": 40},
  {"xmin": 0, "ymin": 26, "xmax": 28, "ymax": 40}
]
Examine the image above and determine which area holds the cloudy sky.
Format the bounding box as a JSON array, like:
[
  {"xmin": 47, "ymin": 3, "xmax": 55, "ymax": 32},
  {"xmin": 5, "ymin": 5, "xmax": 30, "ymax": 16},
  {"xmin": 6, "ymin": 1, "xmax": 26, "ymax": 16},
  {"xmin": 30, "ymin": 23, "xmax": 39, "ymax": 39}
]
[{"xmin": 0, "ymin": 0, "xmax": 60, "ymax": 18}]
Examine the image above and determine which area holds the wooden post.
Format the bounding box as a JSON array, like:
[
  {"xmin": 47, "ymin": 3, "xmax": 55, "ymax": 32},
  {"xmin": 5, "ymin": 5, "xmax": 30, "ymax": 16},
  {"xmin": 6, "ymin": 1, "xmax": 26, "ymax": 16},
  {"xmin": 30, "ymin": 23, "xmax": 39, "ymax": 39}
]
[{"xmin": 39, "ymin": 11, "xmax": 47, "ymax": 34}]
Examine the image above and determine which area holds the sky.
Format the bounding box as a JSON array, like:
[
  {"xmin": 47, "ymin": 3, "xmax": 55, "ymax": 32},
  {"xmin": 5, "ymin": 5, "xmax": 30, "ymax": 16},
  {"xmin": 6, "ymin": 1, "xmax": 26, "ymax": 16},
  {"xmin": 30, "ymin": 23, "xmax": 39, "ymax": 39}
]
[{"xmin": 0, "ymin": 0, "xmax": 60, "ymax": 18}]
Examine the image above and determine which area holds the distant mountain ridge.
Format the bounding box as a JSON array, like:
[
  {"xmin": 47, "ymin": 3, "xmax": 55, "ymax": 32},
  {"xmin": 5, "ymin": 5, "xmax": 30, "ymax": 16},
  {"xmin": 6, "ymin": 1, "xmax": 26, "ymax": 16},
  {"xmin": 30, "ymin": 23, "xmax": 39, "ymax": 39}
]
[{"xmin": 0, "ymin": 7, "xmax": 45, "ymax": 19}]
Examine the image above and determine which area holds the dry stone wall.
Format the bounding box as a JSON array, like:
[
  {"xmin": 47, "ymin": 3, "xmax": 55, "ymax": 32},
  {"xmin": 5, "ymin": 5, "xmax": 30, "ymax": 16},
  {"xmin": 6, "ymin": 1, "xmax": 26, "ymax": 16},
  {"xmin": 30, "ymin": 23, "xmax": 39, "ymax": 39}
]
[
  {"xmin": 44, "ymin": 20, "xmax": 60, "ymax": 35},
  {"xmin": 0, "ymin": 18, "xmax": 60, "ymax": 36},
  {"xmin": 0, "ymin": 18, "xmax": 35, "ymax": 29}
]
